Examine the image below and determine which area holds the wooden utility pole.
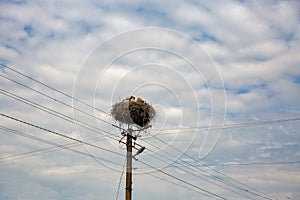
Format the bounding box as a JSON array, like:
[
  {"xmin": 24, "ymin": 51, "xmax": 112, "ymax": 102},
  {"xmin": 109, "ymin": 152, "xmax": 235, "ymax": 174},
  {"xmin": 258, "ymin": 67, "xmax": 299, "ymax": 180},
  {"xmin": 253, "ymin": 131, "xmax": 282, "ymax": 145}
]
[{"xmin": 125, "ymin": 128, "xmax": 133, "ymax": 200}]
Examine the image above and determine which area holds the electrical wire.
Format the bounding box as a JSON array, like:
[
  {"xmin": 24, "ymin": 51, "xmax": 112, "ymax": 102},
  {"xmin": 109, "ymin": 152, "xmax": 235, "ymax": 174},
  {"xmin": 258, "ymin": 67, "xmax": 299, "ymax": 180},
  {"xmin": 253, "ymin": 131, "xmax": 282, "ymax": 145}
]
[
  {"xmin": 0, "ymin": 88, "xmax": 125, "ymax": 166},
  {"xmin": 0, "ymin": 88, "xmax": 120, "ymax": 141},
  {"xmin": 137, "ymin": 129, "xmax": 281, "ymax": 199},
  {"xmin": 3, "ymin": 63, "xmax": 298, "ymax": 138},
  {"xmin": 168, "ymin": 161, "xmax": 300, "ymax": 167},
  {"xmin": 139, "ymin": 117, "xmax": 300, "ymax": 198},
  {"xmin": 0, "ymin": 117, "xmax": 226, "ymax": 199},
  {"xmin": 0, "ymin": 74, "xmax": 114, "ymax": 126},
  {"xmin": 0, "ymin": 63, "xmax": 296, "ymax": 199},
  {"xmin": 137, "ymin": 130, "xmax": 276, "ymax": 199},
  {"xmin": 136, "ymin": 158, "xmax": 228, "ymax": 200},
  {"xmin": 115, "ymin": 158, "xmax": 126, "ymax": 200},
  {"xmin": 141, "ymin": 116, "xmax": 299, "ymax": 199},
  {"xmin": 151, "ymin": 117, "xmax": 300, "ymax": 135},
  {"xmin": 0, "ymin": 64, "xmax": 127, "ymax": 134},
  {"xmin": 140, "ymin": 171, "xmax": 202, "ymax": 194},
  {"xmin": 1, "ymin": 64, "xmax": 225, "ymax": 198},
  {"xmin": 0, "ymin": 113, "xmax": 123, "ymax": 157},
  {"xmin": 0, "ymin": 111, "xmax": 287, "ymax": 199},
  {"xmin": 4, "ymin": 63, "xmax": 298, "ymax": 136},
  {"xmin": 0, "ymin": 125, "xmax": 124, "ymax": 167},
  {"xmin": 138, "ymin": 139, "xmax": 256, "ymax": 199},
  {"xmin": 144, "ymin": 133, "xmax": 279, "ymax": 200},
  {"xmin": 138, "ymin": 137, "xmax": 296, "ymax": 199},
  {"xmin": 0, "ymin": 129, "xmax": 222, "ymax": 200},
  {"xmin": 0, "ymin": 132, "xmax": 112, "ymax": 164},
  {"xmin": 0, "ymin": 63, "xmax": 108, "ymax": 114}
]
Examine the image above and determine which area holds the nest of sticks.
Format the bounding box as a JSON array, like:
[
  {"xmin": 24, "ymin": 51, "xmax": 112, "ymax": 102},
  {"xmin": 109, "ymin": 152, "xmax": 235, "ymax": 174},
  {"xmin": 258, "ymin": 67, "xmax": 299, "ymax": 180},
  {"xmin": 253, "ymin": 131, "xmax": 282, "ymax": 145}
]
[{"xmin": 111, "ymin": 97, "xmax": 155, "ymax": 127}]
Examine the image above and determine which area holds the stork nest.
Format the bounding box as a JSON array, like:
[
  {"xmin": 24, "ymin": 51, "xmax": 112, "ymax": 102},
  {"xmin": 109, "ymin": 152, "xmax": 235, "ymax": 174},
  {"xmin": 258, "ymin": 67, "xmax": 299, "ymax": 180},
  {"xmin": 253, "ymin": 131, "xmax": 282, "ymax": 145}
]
[{"xmin": 111, "ymin": 100, "xmax": 155, "ymax": 127}]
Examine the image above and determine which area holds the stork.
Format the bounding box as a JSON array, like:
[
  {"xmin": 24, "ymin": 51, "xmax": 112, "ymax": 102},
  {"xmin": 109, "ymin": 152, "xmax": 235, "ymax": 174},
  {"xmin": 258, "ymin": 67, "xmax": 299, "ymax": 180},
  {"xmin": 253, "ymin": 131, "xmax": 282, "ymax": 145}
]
[
  {"xmin": 136, "ymin": 97, "xmax": 145, "ymax": 103},
  {"xmin": 126, "ymin": 95, "xmax": 135, "ymax": 101}
]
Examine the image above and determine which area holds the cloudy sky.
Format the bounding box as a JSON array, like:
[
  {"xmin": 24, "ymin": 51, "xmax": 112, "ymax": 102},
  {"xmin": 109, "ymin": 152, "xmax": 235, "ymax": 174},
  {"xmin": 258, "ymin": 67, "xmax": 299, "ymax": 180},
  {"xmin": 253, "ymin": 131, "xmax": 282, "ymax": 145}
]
[{"xmin": 1, "ymin": 0, "xmax": 300, "ymax": 199}]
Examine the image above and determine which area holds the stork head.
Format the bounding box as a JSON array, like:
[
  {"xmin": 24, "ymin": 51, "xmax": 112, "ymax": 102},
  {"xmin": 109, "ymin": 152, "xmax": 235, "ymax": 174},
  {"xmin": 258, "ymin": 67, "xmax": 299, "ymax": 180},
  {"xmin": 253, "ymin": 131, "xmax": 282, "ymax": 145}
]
[
  {"xmin": 126, "ymin": 95, "xmax": 135, "ymax": 101},
  {"xmin": 136, "ymin": 97, "xmax": 144, "ymax": 103}
]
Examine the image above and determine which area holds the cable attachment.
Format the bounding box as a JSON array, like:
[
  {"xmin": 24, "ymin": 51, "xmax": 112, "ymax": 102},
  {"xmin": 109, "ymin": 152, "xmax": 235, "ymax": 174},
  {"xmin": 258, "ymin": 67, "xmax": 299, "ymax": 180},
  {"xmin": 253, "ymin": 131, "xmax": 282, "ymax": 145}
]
[{"xmin": 133, "ymin": 146, "xmax": 145, "ymax": 161}]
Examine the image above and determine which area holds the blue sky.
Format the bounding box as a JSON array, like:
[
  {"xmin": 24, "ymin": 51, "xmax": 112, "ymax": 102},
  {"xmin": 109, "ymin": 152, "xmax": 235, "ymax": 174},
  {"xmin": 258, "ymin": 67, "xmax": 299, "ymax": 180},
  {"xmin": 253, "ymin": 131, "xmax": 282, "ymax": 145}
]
[{"xmin": 0, "ymin": 0, "xmax": 300, "ymax": 199}]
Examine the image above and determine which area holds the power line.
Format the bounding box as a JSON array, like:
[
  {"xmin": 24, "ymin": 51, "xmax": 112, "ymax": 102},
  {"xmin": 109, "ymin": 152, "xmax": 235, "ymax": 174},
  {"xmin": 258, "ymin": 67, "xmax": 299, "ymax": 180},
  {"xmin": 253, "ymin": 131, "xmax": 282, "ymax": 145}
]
[
  {"xmin": 0, "ymin": 88, "xmax": 120, "ymax": 161},
  {"xmin": 142, "ymin": 160, "xmax": 300, "ymax": 169},
  {"xmin": 0, "ymin": 125, "xmax": 123, "ymax": 167},
  {"xmin": 2, "ymin": 63, "xmax": 298, "ymax": 137},
  {"xmin": 135, "ymin": 130, "xmax": 268, "ymax": 199},
  {"xmin": 119, "ymin": 117, "xmax": 296, "ymax": 199},
  {"xmin": 0, "ymin": 63, "xmax": 296, "ymax": 199},
  {"xmin": 136, "ymin": 159, "xmax": 228, "ymax": 200},
  {"xmin": 0, "ymin": 73, "xmax": 126, "ymax": 160},
  {"xmin": 0, "ymin": 88, "xmax": 120, "ymax": 141},
  {"xmin": 0, "ymin": 74, "xmax": 114, "ymax": 126},
  {"xmin": 151, "ymin": 117, "xmax": 300, "ymax": 135},
  {"xmin": 0, "ymin": 113, "xmax": 123, "ymax": 157},
  {"xmin": 143, "ymin": 134, "xmax": 278, "ymax": 200},
  {"xmin": 140, "ymin": 170, "xmax": 206, "ymax": 195},
  {"xmin": 0, "ymin": 131, "xmax": 111, "ymax": 164},
  {"xmin": 144, "ymin": 117, "xmax": 300, "ymax": 200},
  {"xmin": 1, "ymin": 113, "xmax": 201, "ymax": 199},
  {"xmin": 139, "ymin": 139, "xmax": 256, "ymax": 199},
  {"xmin": 138, "ymin": 117, "xmax": 300, "ymax": 199},
  {"xmin": 0, "ymin": 113, "xmax": 226, "ymax": 200},
  {"xmin": 1, "ymin": 63, "xmax": 222, "ymax": 199},
  {"xmin": 0, "ymin": 63, "xmax": 108, "ymax": 114},
  {"xmin": 115, "ymin": 158, "xmax": 126, "ymax": 200},
  {"xmin": 0, "ymin": 64, "xmax": 127, "ymax": 134},
  {"xmin": 0, "ymin": 127, "xmax": 222, "ymax": 200},
  {"xmin": 0, "ymin": 114, "xmax": 228, "ymax": 199},
  {"xmin": 137, "ymin": 141, "xmax": 298, "ymax": 199}
]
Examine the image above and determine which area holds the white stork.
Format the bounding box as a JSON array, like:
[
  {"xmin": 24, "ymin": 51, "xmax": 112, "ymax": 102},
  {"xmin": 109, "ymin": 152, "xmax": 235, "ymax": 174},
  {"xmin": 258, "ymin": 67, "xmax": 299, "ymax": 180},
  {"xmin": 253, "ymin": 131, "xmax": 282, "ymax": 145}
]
[
  {"xmin": 126, "ymin": 95, "xmax": 135, "ymax": 101},
  {"xmin": 136, "ymin": 97, "xmax": 145, "ymax": 103}
]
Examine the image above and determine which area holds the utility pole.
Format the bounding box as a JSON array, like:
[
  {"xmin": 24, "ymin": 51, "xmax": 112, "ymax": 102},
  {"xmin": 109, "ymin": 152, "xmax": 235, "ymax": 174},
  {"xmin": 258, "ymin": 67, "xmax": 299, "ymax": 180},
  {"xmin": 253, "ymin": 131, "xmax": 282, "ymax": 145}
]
[
  {"xmin": 111, "ymin": 96, "xmax": 153, "ymax": 200},
  {"xmin": 117, "ymin": 127, "xmax": 146, "ymax": 200},
  {"xmin": 125, "ymin": 128, "xmax": 133, "ymax": 200}
]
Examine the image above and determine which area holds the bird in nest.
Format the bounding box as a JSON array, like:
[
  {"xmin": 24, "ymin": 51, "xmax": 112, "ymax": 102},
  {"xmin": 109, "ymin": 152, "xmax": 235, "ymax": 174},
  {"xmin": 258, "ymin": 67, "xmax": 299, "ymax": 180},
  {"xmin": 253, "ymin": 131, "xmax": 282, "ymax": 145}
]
[{"xmin": 126, "ymin": 95, "xmax": 135, "ymax": 101}]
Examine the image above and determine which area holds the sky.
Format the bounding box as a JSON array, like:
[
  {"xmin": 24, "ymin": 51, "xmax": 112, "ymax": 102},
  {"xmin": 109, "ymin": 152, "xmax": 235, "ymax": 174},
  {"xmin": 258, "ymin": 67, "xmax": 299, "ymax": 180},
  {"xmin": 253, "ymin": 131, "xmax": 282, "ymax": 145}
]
[{"xmin": 0, "ymin": 0, "xmax": 300, "ymax": 199}]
